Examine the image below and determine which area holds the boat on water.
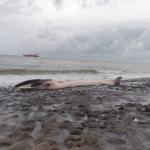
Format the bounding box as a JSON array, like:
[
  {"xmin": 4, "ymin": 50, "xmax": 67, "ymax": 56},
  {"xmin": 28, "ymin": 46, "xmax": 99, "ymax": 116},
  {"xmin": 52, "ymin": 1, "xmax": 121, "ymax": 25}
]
[{"xmin": 23, "ymin": 54, "xmax": 39, "ymax": 57}]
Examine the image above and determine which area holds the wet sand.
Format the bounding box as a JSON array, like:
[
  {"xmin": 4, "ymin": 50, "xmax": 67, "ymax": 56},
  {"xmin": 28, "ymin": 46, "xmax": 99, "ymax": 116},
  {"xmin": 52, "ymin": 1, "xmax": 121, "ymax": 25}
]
[{"xmin": 0, "ymin": 78, "xmax": 150, "ymax": 150}]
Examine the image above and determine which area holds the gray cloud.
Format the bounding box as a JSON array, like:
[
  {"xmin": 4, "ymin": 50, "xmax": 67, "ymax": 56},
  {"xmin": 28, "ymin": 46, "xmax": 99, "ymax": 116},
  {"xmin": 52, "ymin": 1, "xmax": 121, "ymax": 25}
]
[
  {"xmin": 53, "ymin": 0, "xmax": 63, "ymax": 8},
  {"xmin": 0, "ymin": 0, "xmax": 150, "ymax": 58},
  {"xmin": 77, "ymin": 0, "xmax": 111, "ymax": 8},
  {"xmin": 0, "ymin": 0, "xmax": 39, "ymax": 16},
  {"xmin": 38, "ymin": 28, "xmax": 57, "ymax": 40},
  {"xmin": 0, "ymin": 0, "xmax": 28, "ymax": 14},
  {"xmin": 36, "ymin": 24, "xmax": 147, "ymax": 57}
]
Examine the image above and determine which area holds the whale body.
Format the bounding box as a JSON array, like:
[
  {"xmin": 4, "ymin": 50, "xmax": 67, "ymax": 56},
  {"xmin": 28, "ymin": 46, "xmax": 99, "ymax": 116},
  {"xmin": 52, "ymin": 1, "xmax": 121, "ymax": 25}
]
[{"xmin": 14, "ymin": 77, "xmax": 122, "ymax": 91}]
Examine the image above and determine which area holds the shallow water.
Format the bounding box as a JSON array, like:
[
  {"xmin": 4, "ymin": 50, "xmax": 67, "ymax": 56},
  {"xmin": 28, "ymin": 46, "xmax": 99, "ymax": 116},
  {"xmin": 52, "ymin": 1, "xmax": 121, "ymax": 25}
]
[{"xmin": 0, "ymin": 55, "xmax": 150, "ymax": 86}]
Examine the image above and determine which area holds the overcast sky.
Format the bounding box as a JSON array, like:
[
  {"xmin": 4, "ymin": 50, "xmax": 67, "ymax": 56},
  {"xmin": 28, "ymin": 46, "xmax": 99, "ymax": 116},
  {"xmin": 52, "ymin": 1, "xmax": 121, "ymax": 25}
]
[{"xmin": 0, "ymin": 0, "xmax": 150, "ymax": 59}]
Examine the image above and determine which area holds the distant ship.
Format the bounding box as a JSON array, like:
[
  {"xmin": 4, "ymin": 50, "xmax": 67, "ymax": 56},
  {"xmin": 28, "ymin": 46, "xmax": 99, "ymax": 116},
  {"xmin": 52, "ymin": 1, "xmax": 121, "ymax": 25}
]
[{"xmin": 23, "ymin": 54, "xmax": 39, "ymax": 57}]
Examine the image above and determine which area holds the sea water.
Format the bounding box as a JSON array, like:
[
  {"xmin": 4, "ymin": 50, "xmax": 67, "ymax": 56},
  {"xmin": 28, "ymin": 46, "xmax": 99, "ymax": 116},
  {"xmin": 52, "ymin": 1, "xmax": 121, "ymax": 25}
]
[{"xmin": 0, "ymin": 55, "xmax": 150, "ymax": 87}]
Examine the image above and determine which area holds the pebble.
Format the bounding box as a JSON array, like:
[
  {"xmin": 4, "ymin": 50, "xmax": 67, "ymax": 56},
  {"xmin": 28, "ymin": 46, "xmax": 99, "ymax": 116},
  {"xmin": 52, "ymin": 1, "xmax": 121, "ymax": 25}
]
[
  {"xmin": 70, "ymin": 128, "xmax": 82, "ymax": 135},
  {"xmin": 144, "ymin": 104, "xmax": 150, "ymax": 112},
  {"xmin": 0, "ymin": 137, "xmax": 12, "ymax": 146},
  {"xmin": 107, "ymin": 137, "xmax": 126, "ymax": 145},
  {"xmin": 9, "ymin": 141, "xmax": 32, "ymax": 150}
]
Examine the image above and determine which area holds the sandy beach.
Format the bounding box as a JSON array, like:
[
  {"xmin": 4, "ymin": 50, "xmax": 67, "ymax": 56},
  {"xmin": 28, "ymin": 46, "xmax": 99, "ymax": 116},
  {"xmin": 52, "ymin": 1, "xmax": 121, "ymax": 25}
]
[{"xmin": 0, "ymin": 78, "xmax": 150, "ymax": 150}]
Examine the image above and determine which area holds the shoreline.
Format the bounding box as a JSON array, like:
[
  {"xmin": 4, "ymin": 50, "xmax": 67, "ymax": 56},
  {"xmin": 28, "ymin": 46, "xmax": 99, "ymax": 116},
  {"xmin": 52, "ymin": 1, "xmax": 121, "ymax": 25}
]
[
  {"xmin": 1, "ymin": 75, "xmax": 150, "ymax": 88},
  {"xmin": 0, "ymin": 78, "xmax": 150, "ymax": 149}
]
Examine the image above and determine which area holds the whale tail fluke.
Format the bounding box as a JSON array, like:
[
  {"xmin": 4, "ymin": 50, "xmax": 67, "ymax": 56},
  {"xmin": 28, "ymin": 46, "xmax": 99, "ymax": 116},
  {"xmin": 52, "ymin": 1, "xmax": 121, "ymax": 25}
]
[
  {"xmin": 113, "ymin": 76, "xmax": 122, "ymax": 86},
  {"xmin": 14, "ymin": 79, "xmax": 42, "ymax": 88},
  {"xmin": 14, "ymin": 79, "xmax": 51, "ymax": 91}
]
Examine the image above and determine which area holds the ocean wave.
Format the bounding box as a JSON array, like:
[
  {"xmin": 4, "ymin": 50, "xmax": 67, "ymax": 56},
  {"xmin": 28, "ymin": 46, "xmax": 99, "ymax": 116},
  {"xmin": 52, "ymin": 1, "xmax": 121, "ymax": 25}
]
[{"xmin": 0, "ymin": 69, "xmax": 99, "ymax": 75}]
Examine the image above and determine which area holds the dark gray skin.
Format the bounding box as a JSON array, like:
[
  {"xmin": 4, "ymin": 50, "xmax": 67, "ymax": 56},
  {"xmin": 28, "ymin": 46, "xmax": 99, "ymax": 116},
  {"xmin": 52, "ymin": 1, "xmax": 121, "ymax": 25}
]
[{"xmin": 14, "ymin": 77, "xmax": 122, "ymax": 91}]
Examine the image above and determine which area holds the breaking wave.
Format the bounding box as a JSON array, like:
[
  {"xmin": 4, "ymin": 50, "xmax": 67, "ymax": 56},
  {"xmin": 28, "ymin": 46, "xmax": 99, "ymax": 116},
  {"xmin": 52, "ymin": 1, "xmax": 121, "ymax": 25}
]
[{"xmin": 0, "ymin": 69, "xmax": 99, "ymax": 75}]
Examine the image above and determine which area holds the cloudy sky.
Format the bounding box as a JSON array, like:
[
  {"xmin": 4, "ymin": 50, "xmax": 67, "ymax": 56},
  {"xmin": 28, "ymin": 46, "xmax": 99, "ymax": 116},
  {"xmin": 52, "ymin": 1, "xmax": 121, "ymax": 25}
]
[{"xmin": 0, "ymin": 0, "xmax": 150, "ymax": 59}]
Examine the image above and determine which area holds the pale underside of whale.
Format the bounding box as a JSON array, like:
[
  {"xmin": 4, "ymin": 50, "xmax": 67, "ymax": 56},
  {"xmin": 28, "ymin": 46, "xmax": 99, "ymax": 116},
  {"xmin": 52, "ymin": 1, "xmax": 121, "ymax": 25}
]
[{"xmin": 14, "ymin": 77, "xmax": 122, "ymax": 91}]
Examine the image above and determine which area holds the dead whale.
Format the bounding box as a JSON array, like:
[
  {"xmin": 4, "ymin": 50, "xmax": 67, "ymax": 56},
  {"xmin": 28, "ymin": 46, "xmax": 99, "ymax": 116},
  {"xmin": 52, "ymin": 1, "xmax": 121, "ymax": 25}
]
[{"xmin": 14, "ymin": 77, "xmax": 122, "ymax": 91}]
